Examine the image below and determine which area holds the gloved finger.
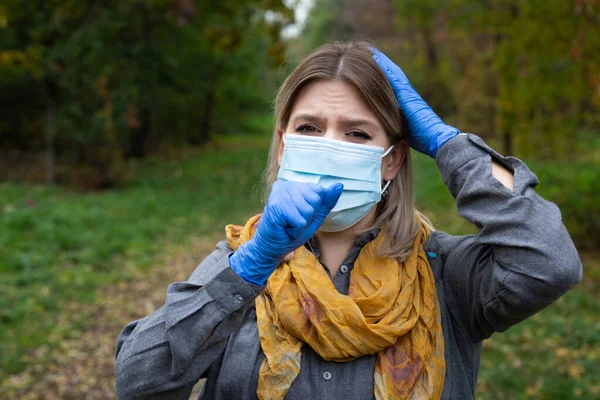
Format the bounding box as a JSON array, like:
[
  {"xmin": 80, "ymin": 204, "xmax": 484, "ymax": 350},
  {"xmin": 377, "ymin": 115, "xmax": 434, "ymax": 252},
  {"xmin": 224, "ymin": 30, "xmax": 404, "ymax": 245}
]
[
  {"xmin": 265, "ymin": 181, "xmax": 291, "ymax": 227},
  {"xmin": 296, "ymin": 182, "xmax": 324, "ymax": 212},
  {"xmin": 282, "ymin": 202, "xmax": 308, "ymax": 239},
  {"xmin": 369, "ymin": 47, "xmax": 410, "ymax": 86},
  {"xmin": 308, "ymin": 183, "xmax": 343, "ymax": 233},
  {"xmin": 287, "ymin": 184, "xmax": 318, "ymax": 226},
  {"xmin": 321, "ymin": 183, "xmax": 343, "ymax": 212}
]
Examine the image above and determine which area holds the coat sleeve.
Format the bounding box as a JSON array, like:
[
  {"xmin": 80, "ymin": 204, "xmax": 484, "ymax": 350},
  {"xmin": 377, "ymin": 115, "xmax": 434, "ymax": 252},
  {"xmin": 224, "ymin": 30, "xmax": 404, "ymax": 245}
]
[
  {"xmin": 114, "ymin": 240, "xmax": 263, "ymax": 399},
  {"xmin": 433, "ymin": 134, "xmax": 583, "ymax": 342}
]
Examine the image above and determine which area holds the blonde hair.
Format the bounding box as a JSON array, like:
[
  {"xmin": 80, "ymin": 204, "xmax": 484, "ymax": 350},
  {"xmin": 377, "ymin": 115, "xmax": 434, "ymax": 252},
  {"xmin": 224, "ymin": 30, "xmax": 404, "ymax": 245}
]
[{"xmin": 264, "ymin": 41, "xmax": 433, "ymax": 262}]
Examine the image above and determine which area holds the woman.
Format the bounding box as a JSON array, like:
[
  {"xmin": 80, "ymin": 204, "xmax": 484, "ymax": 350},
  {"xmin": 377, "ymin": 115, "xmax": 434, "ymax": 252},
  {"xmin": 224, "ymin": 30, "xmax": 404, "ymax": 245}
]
[{"xmin": 115, "ymin": 42, "xmax": 582, "ymax": 399}]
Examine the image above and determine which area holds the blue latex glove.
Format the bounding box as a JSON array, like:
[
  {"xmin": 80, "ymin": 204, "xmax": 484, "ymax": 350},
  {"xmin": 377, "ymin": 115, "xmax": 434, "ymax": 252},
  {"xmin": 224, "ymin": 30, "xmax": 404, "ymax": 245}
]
[
  {"xmin": 229, "ymin": 180, "xmax": 343, "ymax": 286},
  {"xmin": 370, "ymin": 47, "xmax": 460, "ymax": 158}
]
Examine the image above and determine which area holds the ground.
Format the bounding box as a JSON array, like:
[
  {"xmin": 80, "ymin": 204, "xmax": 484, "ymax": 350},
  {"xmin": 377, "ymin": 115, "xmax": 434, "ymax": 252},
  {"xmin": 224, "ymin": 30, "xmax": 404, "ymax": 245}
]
[{"xmin": 1, "ymin": 233, "xmax": 220, "ymax": 399}]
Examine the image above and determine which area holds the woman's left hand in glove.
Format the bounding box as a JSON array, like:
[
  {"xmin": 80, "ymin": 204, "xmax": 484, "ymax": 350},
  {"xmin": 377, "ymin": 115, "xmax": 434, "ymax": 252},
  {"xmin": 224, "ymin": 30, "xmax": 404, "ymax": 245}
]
[{"xmin": 370, "ymin": 46, "xmax": 460, "ymax": 158}]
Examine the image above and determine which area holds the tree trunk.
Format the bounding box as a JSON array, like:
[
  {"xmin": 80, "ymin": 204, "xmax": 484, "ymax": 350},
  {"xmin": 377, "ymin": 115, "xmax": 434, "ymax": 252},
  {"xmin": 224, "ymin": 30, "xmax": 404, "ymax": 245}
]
[
  {"xmin": 501, "ymin": 1, "xmax": 520, "ymax": 156},
  {"xmin": 128, "ymin": 3, "xmax": 153, "ymax": 158},
  {"xmin": 191, "ymin": 66, "xmax": 220, "ymax": 145},
  {"xmin": 44, "ymin": 79, "xmax": 59, "ymax": 184},
  {"xmin": 198, "ymin": 83, "xmax": 216, "ymax": 144},
  {"xmin": 129, "ymin": 106, "xmax": 150, "ymax": 158},
  {"xmin": 420, "ymin": 23, "xmax": 454, "ymax": 118},
  {"xmin": 503, "ymin": 129, "xmax": 513, "ymax": 155},
  {"xmin": 422, "ymin": 25, "xmax": 439, "ymax": 72}
]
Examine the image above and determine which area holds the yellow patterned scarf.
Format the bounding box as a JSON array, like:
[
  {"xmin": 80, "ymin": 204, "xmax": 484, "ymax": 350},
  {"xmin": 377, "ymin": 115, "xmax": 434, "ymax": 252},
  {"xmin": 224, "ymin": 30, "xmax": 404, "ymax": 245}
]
[{"xmin": 226, "ymin": 214, "xmax": 445, "ymax": 400}]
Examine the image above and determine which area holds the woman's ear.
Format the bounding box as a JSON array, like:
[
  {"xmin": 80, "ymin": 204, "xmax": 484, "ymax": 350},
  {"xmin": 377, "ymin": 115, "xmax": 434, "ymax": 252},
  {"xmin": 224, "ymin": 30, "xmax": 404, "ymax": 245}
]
[
  {"xmin": 383, "ymin": 141, "xmax": 408, "ymax": 181},
  {"xmin": 277, "ymin": 129, "xmax": 284, "ymax": 167}
]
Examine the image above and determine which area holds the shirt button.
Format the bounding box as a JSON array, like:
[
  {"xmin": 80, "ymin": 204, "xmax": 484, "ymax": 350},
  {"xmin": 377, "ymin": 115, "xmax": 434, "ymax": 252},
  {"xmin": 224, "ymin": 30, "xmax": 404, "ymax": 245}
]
[
  {"xmin": 322, "ymin": 371, "xmax": 332, "ymax": 381},
  {"xmin": 340, "ymin": 265, "xmax": 349, "ymax": 274},
  {"xmin": 233, "ymin": 293, "xmax": 243, "ymax": 303}
]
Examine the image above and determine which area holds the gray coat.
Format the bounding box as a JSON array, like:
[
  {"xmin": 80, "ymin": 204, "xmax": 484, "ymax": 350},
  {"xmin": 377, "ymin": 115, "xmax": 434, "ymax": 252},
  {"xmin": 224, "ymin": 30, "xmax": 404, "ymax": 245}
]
[{"xmin": 115, "ymin": 134, "xmax": 582, "ymax": 399}]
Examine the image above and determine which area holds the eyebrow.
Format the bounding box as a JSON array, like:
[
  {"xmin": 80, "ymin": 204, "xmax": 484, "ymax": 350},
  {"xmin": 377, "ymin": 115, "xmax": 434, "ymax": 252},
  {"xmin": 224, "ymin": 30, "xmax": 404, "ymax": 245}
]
[{"xmin": 290, "ymin": 113, "xmax": 379, "ymax": 130}]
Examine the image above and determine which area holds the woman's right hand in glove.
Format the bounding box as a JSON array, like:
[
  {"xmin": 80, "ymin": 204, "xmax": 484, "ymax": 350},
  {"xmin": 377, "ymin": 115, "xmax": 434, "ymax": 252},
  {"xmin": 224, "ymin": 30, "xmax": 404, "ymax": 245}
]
[{"xmin": 229, "ymin": 180, "xmax": 343, "ymax": 286}]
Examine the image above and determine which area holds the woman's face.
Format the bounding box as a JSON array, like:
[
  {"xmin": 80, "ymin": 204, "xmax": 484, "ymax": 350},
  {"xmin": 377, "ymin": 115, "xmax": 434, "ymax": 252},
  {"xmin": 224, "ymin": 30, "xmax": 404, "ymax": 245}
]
[{"xmin": 278, "ymin": 79, "xmax": 405, "ymax": 181}]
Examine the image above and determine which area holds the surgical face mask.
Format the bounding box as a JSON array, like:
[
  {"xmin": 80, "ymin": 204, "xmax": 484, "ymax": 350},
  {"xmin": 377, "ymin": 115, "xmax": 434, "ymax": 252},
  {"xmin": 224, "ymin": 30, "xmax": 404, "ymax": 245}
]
[{"xmin": 277, "ymin": 134, "xmax": 393, "ymax": 232}]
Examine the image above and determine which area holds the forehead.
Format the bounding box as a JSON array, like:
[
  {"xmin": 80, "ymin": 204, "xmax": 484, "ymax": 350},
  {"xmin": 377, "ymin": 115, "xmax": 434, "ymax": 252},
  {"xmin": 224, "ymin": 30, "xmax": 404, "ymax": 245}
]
[{"xmin": 290, "ymin": 80, "xmax": 379, "ymax": 122}]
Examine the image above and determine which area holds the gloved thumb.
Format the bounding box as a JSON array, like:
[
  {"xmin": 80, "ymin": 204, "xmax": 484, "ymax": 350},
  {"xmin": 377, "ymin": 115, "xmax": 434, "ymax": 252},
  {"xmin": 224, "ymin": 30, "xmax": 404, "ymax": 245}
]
[
  {"xmin": 320, "ymin": 183, "xmax": 343, "ymax": 213},
  {"xmin": 304, "ymin": 183, "xmax": 343, "ymax": 236}
]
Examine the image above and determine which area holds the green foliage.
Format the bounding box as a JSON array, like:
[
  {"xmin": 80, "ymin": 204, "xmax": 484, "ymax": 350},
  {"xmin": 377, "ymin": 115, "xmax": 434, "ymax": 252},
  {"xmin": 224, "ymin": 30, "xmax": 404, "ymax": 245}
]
[
  {"xmin": 0, "ymin": 0, "xmax": 291, "ymax": 185},
  {"xmin": 0, "ymin": 131, "xmax": 270, "ymax": 376},
  {"xmin": 300, "ymin": 0, "xmax": 600, "ymax": 160},
  {"xmin": 395, "ymin": 0, "xmax": 600, "ymax": 159}
]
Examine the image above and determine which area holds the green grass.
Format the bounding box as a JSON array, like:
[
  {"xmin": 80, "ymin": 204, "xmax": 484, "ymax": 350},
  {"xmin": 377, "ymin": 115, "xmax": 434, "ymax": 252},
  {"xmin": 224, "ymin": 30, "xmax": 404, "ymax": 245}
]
[
  {"xmin": 477, "ymin": 289, "xmax": 600, "ymax": 399},
  {"xmin": 1, "ymin": 133, "xmax": 598, "ymax": 397},
  {"xmin": 0, "ymin": 132, "xmax": 270, "ymax": 376}
]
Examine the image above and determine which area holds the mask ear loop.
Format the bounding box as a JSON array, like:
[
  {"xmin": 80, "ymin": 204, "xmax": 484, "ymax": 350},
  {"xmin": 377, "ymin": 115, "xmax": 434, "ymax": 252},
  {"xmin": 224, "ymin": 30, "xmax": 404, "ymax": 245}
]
[
  {"xmin": 382, "ymin": 144, "xmax": 394, "ymax": 158},
  {"xmin": 381, "ymin": 145, "xmax": 394, "ymax": 197},
  {"xmin": 382, "ymin": 180, "xmax": 392, "ymax": 197}
]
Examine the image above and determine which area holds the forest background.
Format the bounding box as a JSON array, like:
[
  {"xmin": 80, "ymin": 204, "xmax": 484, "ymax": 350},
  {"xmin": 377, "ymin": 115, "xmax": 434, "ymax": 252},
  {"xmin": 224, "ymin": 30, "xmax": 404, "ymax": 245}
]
[{"xmin": 1, "ymin": 0, "xmax": 599, "ymax": 398}]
